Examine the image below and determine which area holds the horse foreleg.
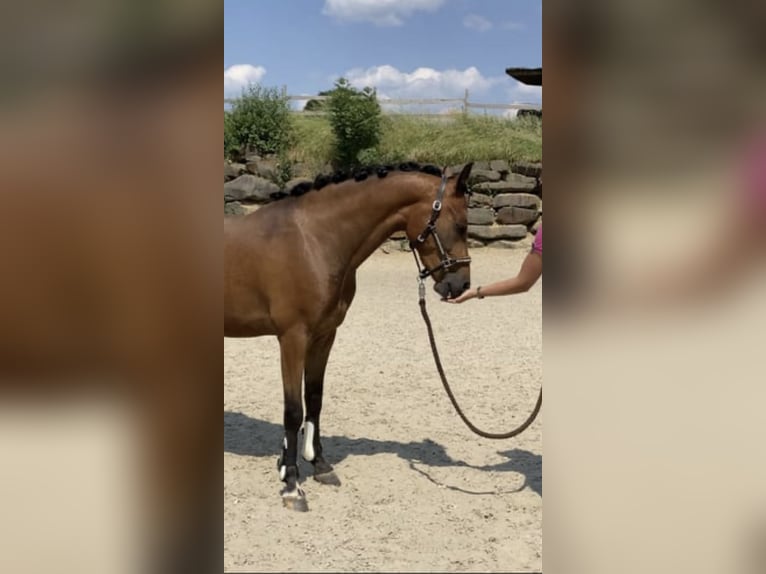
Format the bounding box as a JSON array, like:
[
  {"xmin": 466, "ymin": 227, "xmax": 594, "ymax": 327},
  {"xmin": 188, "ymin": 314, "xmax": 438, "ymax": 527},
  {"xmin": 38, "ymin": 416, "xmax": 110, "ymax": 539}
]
[
  {"xmin": 277, "ymin": 327, "xmax": 309, "ymax": 511},
  {"xmin": 303, "ymin": 330, "xmax": 341, "ymax": 486}
]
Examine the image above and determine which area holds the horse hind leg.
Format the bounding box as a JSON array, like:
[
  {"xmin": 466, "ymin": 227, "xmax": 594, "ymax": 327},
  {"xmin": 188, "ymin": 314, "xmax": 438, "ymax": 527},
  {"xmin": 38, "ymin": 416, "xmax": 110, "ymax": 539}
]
[
  {"xmin": 303, "ymin": 330, "xmax": 341, "ymax": 487},
  {"xmin": 277, "ymin": 327, "xmax": 309, "ymax": 511}
]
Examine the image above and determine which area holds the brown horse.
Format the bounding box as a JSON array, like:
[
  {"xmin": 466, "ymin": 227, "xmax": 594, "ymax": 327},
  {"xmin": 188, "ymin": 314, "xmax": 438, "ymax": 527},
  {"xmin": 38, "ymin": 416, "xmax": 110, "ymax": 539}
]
[{"xmin": 224, "ymin": 162, "xmax": 474, "ymax": 511}]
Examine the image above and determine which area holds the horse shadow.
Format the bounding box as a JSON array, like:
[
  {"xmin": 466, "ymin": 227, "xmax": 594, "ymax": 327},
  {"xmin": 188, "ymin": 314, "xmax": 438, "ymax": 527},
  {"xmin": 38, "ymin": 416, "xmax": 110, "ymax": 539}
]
[{"xmin": 224, "ymin": 411, "xmax": 541, "ymax": 497}]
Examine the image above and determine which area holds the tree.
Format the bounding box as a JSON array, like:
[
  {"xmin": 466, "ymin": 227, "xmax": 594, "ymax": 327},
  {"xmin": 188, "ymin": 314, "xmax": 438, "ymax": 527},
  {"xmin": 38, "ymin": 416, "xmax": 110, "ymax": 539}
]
[
  {"xmin": 225, "ymin": 84, "xmax": 293, "ymax": 159},
  {"xmin": 326, "ymin": 78, "xmax": 382, "ymax": 169}
]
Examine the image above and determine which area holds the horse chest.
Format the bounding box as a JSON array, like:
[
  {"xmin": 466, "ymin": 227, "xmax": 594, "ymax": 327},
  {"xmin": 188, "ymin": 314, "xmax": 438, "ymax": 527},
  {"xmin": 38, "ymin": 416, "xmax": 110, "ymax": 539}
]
[
  {"xmin": 323, "ymin": 300, "xmax": 350, "ymax": 328},
  {"xmin": 317, "ymin": 273, "xmax": 356, "ymax": 329}
]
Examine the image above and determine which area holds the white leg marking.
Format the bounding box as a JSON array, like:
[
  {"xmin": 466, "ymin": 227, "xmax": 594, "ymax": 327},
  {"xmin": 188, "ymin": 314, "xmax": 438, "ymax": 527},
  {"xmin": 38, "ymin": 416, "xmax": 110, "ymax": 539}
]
[
  {"xmin": 302, "ymin": 421, "xmax": 315, "ymax": 462},
  {"xmin": 279, "ymin": 436, "xmax": 288, "ymax": 480}
]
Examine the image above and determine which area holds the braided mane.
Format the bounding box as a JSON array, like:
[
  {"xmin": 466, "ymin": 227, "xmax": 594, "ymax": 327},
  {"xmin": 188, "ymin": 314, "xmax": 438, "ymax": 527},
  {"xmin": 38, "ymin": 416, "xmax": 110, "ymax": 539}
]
[{"xmin": 269, "ymin": 162, "xmax": 444, "ymax": 201}]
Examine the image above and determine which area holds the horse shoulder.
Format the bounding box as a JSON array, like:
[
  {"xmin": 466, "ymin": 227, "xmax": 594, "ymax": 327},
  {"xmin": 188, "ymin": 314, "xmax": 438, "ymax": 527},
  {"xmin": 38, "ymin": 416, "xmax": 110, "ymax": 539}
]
[{"xmin": 330, "ymin": 270, "xmax": 357, "ymax": 326}]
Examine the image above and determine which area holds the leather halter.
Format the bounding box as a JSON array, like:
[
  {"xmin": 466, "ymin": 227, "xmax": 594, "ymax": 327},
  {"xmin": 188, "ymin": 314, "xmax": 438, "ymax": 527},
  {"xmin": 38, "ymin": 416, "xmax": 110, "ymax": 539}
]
[{"xmin": 410, "ymin": 173, "xmax": 472, "ymax": 280}]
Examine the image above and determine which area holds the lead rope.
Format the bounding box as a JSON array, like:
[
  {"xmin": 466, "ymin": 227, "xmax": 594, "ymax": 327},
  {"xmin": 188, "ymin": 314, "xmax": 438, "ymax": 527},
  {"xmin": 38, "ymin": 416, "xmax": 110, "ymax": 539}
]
[{"xmin": 417, "ymin": 278, "xmax": 542, "ymax": 440}]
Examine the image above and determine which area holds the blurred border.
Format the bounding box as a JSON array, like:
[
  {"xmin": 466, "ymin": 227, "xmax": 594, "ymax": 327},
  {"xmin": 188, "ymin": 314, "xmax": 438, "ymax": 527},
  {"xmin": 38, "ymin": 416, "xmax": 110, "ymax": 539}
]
[
  {"xmin": 544, "ymin": 1, "xmax": 766, "ymax": 574},
  {"xmin": 0, "ymin": 2, "xmax": 222, "ymax": 573}
]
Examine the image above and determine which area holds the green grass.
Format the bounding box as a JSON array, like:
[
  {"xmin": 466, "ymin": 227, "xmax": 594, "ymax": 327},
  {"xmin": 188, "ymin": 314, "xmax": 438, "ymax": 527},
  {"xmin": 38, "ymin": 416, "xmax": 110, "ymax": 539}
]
[
  {"xmin": 379, "ymin": 114, "xmax": 541, "ymax": 166},
  {"xmin": 288, "ymin": 113, "xmax": 541, "ymax": 173},
  {"xmin": 289, "ymin": 115, "xmax": 334, "ymax": 173},
  {"xmin": 226, "ymin": 111, "xmax": 542, "ymax": 173}
]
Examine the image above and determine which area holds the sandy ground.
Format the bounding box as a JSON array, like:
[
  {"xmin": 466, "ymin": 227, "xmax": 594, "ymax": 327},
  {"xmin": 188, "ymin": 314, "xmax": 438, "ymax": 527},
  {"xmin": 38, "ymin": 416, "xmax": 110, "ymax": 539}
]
[{"xmin": 224, "ymin": 246, "xmax": 542, "ymax": 573}]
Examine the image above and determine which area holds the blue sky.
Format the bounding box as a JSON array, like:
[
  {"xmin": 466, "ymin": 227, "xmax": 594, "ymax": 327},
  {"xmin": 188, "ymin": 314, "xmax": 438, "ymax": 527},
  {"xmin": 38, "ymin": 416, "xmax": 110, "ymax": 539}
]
[{"xmin": 224, "ymin": 0, "xmax": 541, "ymax": 113}]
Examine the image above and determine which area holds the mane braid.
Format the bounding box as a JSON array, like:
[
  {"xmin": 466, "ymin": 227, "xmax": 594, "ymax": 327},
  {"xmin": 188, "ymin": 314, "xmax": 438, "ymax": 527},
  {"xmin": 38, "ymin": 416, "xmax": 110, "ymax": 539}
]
[
  {"xmin": 289, "ymin": 181, "xmax": 312, "ymax": 197},
  {"xmin": 272, "ymin": 163, "xmax": 443, "ymax": 202}
]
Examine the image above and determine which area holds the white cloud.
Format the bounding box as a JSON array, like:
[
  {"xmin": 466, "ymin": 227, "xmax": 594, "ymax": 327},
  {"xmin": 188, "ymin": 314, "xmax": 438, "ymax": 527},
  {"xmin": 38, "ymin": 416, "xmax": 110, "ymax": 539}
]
[
  {"xmin": 322, "ymin": 0, "xmax": 444, "ymax": 26},
  {"xmin": 463, "ymin": 15, "xmax": 525, "ymax": 33},
  {"xmin": 224, "ymin": 64, "xmax": 266, "ymax": 96},
  {"xmin": 343, "ymin": 65, "xmax": 504, "ymax": 98},
  {"xmin": 507, "ymin": 81, "xmax": 542, "ymax": 104},
  {"xmin": 463, "ymin": 14, "xmax": 493, "ymax": 32}
]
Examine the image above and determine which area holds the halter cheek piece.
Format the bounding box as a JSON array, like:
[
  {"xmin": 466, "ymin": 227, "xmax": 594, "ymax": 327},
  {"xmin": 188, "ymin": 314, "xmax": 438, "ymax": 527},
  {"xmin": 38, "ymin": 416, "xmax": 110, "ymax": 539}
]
[{"xmin": 410, "ymin": 172, "xmax": 472, "ymax": 281}]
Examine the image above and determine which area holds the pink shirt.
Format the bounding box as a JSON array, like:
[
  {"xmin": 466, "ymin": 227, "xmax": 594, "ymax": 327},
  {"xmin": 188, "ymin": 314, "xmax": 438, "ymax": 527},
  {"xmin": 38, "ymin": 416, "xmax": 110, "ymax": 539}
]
[
  {"xmin": 741, "ymin": 134, "xmax": 766, "ymax": 220},
  {"xmin": 532, "ymin": 223, "xmax": 542, "ymax": 255}
]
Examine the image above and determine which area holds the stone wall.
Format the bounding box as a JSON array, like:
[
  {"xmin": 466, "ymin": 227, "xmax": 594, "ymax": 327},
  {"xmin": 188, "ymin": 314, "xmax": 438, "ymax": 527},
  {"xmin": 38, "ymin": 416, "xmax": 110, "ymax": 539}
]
[
  {"xmin": 224, "ymin": 155, "xmax": 323, "ymax": 216},
  {"xmin": 461, "ymin": 160, "xmax": 541, "ymax": 249},
  {"xmin": 224, "ymin": 158, "xmax": 542, "ymax": 248}
]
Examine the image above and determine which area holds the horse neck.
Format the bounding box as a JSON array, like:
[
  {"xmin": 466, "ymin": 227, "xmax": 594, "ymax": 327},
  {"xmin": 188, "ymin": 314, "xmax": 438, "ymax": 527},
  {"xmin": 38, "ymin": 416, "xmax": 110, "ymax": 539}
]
[{"xmin": 300, "ymin": 173, "xmax": 432, "ymax": 271}]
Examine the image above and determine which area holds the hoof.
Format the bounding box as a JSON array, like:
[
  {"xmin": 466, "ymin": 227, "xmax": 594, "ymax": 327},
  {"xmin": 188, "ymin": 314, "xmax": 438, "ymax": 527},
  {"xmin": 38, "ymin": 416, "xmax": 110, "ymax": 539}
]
[
  {"xmin": 281, "ymin": 489, "xmax": 309, "ymax": 512},
  {"xmin": 314, "ymin": 470, "xmax": 341, "ymax": 486}
]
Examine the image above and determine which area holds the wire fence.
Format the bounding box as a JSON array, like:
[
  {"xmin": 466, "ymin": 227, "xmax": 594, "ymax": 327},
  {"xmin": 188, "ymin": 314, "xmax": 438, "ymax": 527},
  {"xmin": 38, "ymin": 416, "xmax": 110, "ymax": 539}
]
[{"xmin": 224, "ymin": 89, "xmax": 541, "ymax": 118}]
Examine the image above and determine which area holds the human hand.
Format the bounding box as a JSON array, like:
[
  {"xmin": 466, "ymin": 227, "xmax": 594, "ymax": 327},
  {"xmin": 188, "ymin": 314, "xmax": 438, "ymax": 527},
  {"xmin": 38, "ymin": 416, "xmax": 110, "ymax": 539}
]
[{"xmin": 445, "ymin": 288, "xmax": 477, "ymax": 304}]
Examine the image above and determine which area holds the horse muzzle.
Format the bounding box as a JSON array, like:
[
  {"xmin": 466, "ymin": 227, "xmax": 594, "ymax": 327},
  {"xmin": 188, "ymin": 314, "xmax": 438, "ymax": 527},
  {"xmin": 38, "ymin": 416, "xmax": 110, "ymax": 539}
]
[{"xmin": 434, "ymin": 272, "xmax": 470, "ymax": 300}]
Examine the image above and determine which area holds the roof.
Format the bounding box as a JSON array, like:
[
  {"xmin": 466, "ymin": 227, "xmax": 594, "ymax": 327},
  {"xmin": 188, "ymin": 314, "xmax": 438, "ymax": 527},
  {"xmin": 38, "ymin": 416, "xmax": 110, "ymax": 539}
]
[{"xmin": 505, "ymin": 67, "xmax": 542, "ymax": 86}]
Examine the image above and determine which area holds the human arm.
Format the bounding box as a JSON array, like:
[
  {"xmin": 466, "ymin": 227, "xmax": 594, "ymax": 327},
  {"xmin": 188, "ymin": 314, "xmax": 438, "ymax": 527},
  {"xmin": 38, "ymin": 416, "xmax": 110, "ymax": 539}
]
[{"xmin": 446, "ymin": 250, "xmax": 542, "ymax": 304}]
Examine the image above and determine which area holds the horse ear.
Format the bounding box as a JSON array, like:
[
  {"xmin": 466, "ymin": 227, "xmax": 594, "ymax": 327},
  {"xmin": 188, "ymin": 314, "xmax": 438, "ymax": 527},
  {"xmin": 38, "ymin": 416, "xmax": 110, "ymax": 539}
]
[{"xmin": 454, "ymin": 162, "xmax": 473, "ymax": 197}]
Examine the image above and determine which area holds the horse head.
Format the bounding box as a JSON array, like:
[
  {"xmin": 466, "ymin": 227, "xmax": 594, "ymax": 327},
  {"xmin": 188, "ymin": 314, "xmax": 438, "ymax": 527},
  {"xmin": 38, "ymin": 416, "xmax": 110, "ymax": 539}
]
[{"xmin": 407, "ymin": 162, "xmax": 473, "ymax": 300}]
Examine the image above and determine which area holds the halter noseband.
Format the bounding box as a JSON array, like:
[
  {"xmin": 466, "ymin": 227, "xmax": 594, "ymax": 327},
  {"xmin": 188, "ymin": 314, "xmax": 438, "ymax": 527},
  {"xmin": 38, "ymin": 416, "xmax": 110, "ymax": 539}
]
[{"xmin": 410, "ymin": 172, "xmax": 472, "ymax": 281}]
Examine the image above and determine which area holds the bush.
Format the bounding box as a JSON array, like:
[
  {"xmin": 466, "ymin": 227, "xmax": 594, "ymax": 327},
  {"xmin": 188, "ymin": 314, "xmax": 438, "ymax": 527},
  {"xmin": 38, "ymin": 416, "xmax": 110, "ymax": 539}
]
[
  {"xmin": 326, "ymin": 78, "xmax": 382, "ymax": 169},
  {"xmin": 224, "ymin": 111, "xmax": 237, "ymax": 159},
  {"xmin": 225, "ymin": 85, "xmax": 293, "ymax": 159},
  {"xmin": 304, "ymin": 89, "xmax": 332, "ymax": 112},
  {"xmin": 275, "ymin": 151, "xmax": 294, "ymax": 187}
]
